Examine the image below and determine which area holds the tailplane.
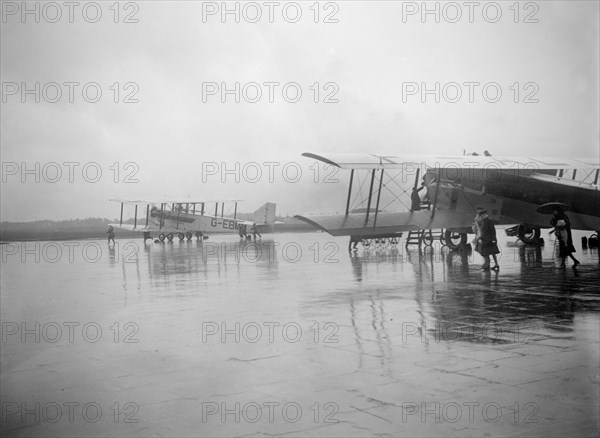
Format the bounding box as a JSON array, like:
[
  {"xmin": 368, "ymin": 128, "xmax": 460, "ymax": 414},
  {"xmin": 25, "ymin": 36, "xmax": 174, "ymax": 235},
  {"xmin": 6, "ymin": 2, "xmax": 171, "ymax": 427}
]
[{"xmin": 253, "ymin": 202, "xmax": 276, "ymax": 224}]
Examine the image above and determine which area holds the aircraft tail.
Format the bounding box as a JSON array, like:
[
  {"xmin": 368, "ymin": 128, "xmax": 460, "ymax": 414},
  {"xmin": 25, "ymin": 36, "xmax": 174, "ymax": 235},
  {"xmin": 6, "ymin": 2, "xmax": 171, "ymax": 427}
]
[{"xmin": 253, "ymin": 202, "xmax": 276, "ymax": 225}]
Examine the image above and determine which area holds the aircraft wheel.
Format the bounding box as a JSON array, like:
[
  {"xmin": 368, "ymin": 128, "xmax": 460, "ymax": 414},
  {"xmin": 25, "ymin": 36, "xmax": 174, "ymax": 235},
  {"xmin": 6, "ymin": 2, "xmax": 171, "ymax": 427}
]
[
  {"xmin": 167, "ymin": 233, "xmax": 174, "ymax": 242},
  {"xmin": 587, "ymin": 232, "xmax": 598, "ymax": 248},
  {"xmin": 422, "ymin": 231, "xmax": 434, "ymax": 246},
  {"xmin": 361, "ymin": 238, "xmax": 371, "ymax": 248},
  {"xmin": 195, "ymin": 232, "xmax": 202, "ymax": 240},
  {"xmin": 178, "ymin": 232, "xmax": 185, "ymax": 241},
  {"xmin": 158, "ymin": 233, "xmax": 165, "ymax": 242},
  {"xmin": 444, "ymin": 229, "xmax": 467, "ymax": 250},
  {"xmin": 389, "ymin": 237, "xmax": 399, "ymax": 246},
  {"xmin": 518, "ymin": 225, "xmax": 540, "ymax": 244},
  {"xmin": 186, "ymin": 232, "xmax": 193, "ymax": 240}
]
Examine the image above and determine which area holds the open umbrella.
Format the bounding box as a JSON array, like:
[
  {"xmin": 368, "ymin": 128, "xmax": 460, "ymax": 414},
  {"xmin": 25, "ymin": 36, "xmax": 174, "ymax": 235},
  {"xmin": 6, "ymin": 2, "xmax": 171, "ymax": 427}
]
[{"xmin": 536, "ymin": 202, "xmax": 569, "ymax": 214}]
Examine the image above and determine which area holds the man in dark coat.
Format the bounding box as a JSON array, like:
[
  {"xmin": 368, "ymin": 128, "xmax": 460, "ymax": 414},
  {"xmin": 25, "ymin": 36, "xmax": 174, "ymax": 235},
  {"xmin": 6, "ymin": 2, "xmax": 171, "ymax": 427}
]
[
  {"xmin": 107, "ymin": 225, "xmax": 115, "ymax": 245},
  {"xmin": 477, "ymin": 210, "xmax": 500, "ymax": 271}
]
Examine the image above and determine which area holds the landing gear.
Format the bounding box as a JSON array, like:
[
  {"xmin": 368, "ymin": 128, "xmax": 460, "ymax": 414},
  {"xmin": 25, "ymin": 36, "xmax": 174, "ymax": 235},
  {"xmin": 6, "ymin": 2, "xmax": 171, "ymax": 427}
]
[
  {"xmin": 421, "ymin": 230, "xmax": 434, "ymax": 247},
  {"xmin": 582, "ymin": 232, "xmax": 599, "ymax": 249},
  {"xmin": 444, "ymin": 229, "xmax": 467, "ymax": 250},
  {"xmin": 374, "ymin": 238, "xmax": 387, "ymax": 249},
  {"xmin": 155, "ymin": 232, "xmax": 195, "ymax": 243},
  {"xmin": 350, "ymin": 234, "xmax": 403, "ymax": 250},
  {"xmin": 518, "ymin": 225, "xmax": 541, "ymax": 244}
]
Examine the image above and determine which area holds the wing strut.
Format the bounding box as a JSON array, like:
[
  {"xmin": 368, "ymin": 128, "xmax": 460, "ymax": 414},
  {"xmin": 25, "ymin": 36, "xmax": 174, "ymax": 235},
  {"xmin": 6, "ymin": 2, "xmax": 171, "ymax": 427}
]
[
  {"xmin": 119, "ymin": 203, "xmax": 123, "ymax": 226},
  {"xmin": 594, "ymin": 169, "xmax": 599, "ymax": 185},
  {"xmin": 430, "ymin": 169, "xmax": 441, "ymax": 220},
  {"xmin": 413, "ymin": 168, "xmax": 421, "ymax": 190},
  {"xmin": 345, "ymin": 169, "xmax": 355, "ymax": 215},
  {"xmin": 145, "ymin": 205, "xmax": 149, "ymax": 227},
  {"xmin": 234, "ymin": 202, "xmax": 238, "ymax": 220},
  {"xmin": 364, "ymin": 169, "xmax": 376, "ymax": 227},
  {"xmin": 134, "ymin": 205, "xmax": 138, "ymax": 229},
  {"xmin": 373, "ymin": 169, "xmax": 384, "ymax": 228}
]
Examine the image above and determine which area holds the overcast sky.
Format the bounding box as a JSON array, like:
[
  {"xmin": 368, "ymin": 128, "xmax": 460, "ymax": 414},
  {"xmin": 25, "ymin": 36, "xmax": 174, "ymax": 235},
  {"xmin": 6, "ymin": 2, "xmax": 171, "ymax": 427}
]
[{"xmin": 1, "ymin": 0, "xmax": 599, "ymax": 221}]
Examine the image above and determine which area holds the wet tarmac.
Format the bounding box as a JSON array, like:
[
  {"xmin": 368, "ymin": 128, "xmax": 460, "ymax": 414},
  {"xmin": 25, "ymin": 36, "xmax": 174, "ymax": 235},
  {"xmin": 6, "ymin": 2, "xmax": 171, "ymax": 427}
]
[{"xmin": 1, "ymin": 230, "xmax": 599, "ymax": 437}]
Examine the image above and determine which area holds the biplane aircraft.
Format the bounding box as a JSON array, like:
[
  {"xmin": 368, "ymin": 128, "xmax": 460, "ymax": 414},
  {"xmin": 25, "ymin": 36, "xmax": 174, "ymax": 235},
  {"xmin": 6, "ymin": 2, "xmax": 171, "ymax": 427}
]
[
  {"xmin": 110, "ymin": 199, "xmax": 276, "ymax": 242},
  {"xmin": 295, "ymin": 152, "xmax": 600, "ymax": 250}
]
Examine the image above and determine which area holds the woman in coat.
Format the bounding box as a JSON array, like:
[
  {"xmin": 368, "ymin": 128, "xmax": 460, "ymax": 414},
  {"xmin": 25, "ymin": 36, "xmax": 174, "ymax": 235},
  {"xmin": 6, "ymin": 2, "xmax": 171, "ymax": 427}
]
[{"xmin": 477, "ymin": 210, "xmax": 500, "ymax": 271}]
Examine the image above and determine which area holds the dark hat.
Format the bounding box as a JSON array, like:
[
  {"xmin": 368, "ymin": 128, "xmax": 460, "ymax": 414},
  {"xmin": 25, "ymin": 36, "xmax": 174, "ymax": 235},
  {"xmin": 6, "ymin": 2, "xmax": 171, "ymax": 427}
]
[{"xmin": 478, "ymin": 209, "xmax": 488, "ymax": 215}]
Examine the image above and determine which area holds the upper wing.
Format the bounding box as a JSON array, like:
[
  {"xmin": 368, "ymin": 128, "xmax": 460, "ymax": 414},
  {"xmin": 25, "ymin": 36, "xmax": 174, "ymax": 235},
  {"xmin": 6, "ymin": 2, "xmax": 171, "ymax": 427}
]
[
  {"xmin": 110, "ymin": 198, "xmax": 244, "ymax": 205},
  {"xmin": 302, "ymin": 152, "xmax": 599, "ymax": 170}
]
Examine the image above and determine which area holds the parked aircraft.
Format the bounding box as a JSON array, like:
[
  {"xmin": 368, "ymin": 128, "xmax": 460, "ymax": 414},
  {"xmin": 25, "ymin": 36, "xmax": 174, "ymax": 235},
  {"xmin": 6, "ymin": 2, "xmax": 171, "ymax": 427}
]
[
  {"xmin": 110, "ymin": 199, "xmax": 276, "ymax": 242},
  {"xmin": 295, "ymin": 153, "xmax": 599, "ymax": 249}
]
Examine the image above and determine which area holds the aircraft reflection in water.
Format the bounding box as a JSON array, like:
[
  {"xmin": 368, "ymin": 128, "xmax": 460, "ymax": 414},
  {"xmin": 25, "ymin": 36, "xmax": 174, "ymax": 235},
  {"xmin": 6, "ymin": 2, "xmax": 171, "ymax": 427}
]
[
  {"xmin": 107, "ymin": 239, "xmax": 280, "ymax": 293},
  {"xmin": 101, "ymin": 230, "xmax": 599, "ymax": 382},
  {"xmin": 340, "ymin": 244, "xmax": 599, "ymax": 369}
]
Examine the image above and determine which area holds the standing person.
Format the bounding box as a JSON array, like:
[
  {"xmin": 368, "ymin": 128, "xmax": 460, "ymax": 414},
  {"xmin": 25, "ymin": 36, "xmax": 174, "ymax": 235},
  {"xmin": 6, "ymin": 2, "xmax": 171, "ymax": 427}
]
[
  {"xmin": 410, "ymin": 185, "xmax": 422, "ymax": 211},
  {"xmin": 551, "ymin": 208, "xmax": 580, "ymax": 269},
  {"xmin": 410, "ymin": 176, "xmax": 428, "ymax": 211},
  {"xmin": 472, "ymin": 208, "xmax": 484, "ymax": 250},
  {"xmin": 107, "ymin": 225, "xmax": 116, "ymax": 245},
  {"xmin": 251, "ymin": 223, "xmax": 261, "ymax": 241},
  {"xmin": 477, "ymin": 210, "xmax": 500, "ymax": 271}
]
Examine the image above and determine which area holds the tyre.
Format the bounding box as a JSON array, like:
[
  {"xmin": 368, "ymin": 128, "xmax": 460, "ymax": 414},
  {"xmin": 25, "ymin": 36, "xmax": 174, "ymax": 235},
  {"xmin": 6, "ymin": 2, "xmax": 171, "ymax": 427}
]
[
  {"xmin": 422, "ymin": 231, "xmax": 434, "ymax": 246},
  {"xmin": 444, "ymin": 229, "xmax": 467, "ymax": 250}
]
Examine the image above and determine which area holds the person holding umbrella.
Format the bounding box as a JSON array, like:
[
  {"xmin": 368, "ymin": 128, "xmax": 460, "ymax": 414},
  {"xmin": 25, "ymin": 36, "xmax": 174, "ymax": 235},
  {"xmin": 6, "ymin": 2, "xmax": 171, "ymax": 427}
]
[{"xmin": 550, "ymin": 207, "xmax": 580, "ymax": 269}]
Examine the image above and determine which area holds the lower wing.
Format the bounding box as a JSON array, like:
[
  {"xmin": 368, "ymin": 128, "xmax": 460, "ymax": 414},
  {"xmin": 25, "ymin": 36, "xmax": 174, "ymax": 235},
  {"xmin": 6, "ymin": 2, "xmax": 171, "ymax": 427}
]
[{"xmin": 295, "ymin": 210, "xmax": 477, "ymax": 237}]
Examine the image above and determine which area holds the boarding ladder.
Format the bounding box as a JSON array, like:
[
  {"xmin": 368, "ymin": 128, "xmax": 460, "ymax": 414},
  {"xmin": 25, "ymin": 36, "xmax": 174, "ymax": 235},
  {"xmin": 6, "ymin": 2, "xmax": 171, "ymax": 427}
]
[{"xmin": 405, "ymin": 201, "xmax": 441, "ymax": 247}]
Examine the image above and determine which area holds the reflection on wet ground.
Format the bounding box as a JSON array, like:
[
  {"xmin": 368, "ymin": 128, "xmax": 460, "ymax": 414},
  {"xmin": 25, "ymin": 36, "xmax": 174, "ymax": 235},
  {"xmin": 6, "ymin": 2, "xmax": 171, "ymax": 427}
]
[{"xmin": 1, "ymin": 230, "xmax": 599, "ymax": 437}]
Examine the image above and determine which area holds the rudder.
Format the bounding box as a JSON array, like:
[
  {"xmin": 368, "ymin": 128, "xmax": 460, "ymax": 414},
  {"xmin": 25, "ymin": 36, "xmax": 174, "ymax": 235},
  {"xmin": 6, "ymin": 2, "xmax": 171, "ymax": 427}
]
[{"xmin": 253, "ymin": 202, "xmax": 276, "ymax": 224}]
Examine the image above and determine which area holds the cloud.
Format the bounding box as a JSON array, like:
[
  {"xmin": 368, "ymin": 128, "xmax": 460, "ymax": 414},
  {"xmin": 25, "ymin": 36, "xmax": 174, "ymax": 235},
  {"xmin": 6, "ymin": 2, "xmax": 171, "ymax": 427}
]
[{"xmin": 1, "ymin": 1, "xmax": 598, "ymax": 220}]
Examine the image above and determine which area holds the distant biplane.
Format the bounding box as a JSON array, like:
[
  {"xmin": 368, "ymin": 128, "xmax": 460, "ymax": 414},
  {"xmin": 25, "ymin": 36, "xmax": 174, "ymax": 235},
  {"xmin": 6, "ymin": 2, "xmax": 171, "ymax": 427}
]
[
  {"xmin": 110, "ymin": 199, "xmax": 276, "ymax": 242},
  {"xmin": 295, "ymin": 152, "xmax": 600, "ymax": 250}
]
